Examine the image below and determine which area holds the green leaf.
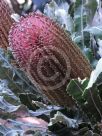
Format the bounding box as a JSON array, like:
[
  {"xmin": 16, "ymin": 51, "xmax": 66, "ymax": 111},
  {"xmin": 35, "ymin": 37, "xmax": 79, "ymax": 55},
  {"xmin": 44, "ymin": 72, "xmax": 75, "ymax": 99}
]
[
  {"xmin": 66, "ymin": 78, "xmax": 89, "ymax": 104},
  {"xmin": 67, "ymin": 78, "xmax": 102, "ymax": 123},
  {"xmin": 48, "ymin": 111, "xmax": 78, "ymax": 128},
  {"xmin": 84, "ymin": 26, "xmax": 102, "ymax": 36},
  {"xmin": 85, "ymin": 0, "xmax": 97, "ymax": 24}
]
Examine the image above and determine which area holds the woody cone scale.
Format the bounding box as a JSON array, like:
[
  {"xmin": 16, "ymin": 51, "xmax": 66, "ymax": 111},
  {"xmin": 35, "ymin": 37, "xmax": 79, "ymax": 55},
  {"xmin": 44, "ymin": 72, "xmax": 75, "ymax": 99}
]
[{"xmin": 9, "ymin": 13, "xmax": 92, "ymax": 107}]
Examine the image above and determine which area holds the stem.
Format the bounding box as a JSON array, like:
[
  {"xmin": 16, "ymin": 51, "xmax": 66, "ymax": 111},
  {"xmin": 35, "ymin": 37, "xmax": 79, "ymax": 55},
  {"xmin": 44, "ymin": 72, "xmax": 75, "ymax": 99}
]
[{"xmin": 81, "ymin": 0, "xmax": 85, "ymax": 48}]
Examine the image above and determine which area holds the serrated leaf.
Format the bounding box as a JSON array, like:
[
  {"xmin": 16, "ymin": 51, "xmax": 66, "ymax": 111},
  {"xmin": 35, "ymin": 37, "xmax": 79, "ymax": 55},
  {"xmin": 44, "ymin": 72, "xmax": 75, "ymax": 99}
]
[
  {"xmin": 84, "ymin": 26, "xmax": 102, "ymax": 36},
  {"xmin": 48, "ymin": 111, "xmax": 78, "ymax": 128},
  {"xmin": 86, "ymin": 58, "xmax": 102, "ymax": 89},
  {"xmin": 82, "ymin": 85, "xmax": 102, "ymax": 122},
  {"xmin": 0, "ymin": 49, "xmax": 39, "ymax": 98},
  {"xmin": 33, "ymin": 131, "xmax": 42, "ymax": 136},
  {"xmin": 84, "ymin": 130, "xmax": 100, "ymax": 136},
  {"xmin": 66, "ymin": 78, "xmax": 89, "ymax": 104},
  {"xmin": 29, "ymin": 105, "xmax": 61, "ymax": 117},
  {"xmin": 84, "ymin": 0, "xmax": 97, "ymax": 24},
  {"xmin": 67, "ymin": 78, "xmax": 102, "ymax": 123}
]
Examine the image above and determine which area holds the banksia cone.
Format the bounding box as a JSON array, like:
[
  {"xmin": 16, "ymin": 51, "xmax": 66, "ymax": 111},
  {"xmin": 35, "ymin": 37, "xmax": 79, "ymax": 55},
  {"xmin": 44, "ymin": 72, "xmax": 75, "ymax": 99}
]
[
  {"xmin": 0, "ymin": 0, "xmax": 13, "ymax": 50},
  {"xmin": 9, "ymin": 13, "xmax": 92, "ymax": 107}
]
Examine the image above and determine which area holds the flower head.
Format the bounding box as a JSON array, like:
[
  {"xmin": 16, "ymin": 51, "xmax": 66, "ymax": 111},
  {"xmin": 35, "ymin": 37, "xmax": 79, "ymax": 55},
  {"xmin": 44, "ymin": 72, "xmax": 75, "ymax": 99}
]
[{"xmin": 9, "ymin": 13, "xmax": 91, "ymax": 106}]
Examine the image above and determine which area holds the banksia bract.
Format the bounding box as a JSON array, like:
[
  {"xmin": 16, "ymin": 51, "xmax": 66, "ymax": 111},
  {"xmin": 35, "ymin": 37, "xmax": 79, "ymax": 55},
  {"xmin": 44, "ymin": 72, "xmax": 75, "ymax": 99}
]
[
  {"xmin": 0, "ymin": 0, "xmax": 13, "ymax": 50},
  {"xmin": 9, "ymin": 13, "xmax": 92, "ymax": 107}
]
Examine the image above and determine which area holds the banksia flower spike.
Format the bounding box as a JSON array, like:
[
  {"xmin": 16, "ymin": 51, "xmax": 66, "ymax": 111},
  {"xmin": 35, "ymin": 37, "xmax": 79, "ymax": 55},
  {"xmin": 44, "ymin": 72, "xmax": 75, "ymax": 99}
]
[
  {"xmin": 9, "ymin": 13, "xmax": 92, "ymax": 107},
  {"xmin": 0, "ymin": 0, "xmax": 13, "ymax": 50}
]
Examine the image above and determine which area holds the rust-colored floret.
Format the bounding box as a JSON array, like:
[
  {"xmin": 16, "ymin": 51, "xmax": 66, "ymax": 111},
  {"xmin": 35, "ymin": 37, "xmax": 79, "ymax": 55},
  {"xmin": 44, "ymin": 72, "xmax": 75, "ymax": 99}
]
[
  {"xmin": 9, "ymin": 13, "xmax": 92, "ymax": 107},
  {"xmin": 0, "ymin": 0, "xmax": 13, "ymax": 50}
]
